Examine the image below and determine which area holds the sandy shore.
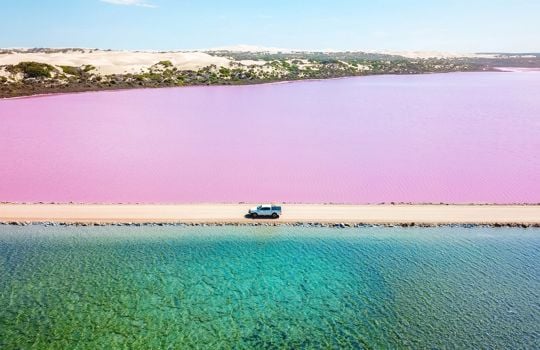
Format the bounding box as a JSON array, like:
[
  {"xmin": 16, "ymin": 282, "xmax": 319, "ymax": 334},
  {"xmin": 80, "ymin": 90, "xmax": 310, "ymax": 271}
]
[{"xmin": 0, "ymin": 204, "xmax": 539, "ymax": 226}]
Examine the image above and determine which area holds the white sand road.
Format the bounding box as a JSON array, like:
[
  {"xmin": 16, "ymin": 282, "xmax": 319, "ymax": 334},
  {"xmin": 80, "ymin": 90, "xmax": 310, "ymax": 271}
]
[{"xmin": 0, "ymin": 204, "xmax": 539, "ymax": 225}]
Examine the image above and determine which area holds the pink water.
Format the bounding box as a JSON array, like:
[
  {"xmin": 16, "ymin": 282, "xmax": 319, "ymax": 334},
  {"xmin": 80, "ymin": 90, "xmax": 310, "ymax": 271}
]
[{"xmin": 1, "ymin": 72, "xmax": 539, "ymax": 203}]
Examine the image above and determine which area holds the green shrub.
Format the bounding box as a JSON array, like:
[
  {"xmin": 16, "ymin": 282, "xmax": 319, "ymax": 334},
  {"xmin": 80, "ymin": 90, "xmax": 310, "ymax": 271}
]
[
  {"xmin": 10, "ymin": 61, "xmax": 55, "ymax": 78},
  {"xmin": 60, "ymin": 65, "xmax": 80, "ymax": 75},
  {"xmin": 320, "ymin": 59, "xmax": 340, "ymax": 65},
  {"xmin": 219, "ymin": 67, "xmax": 231, "ymax": 76},
  {"xmin": 157, "ymin": 60, "xmax": 173, "ymax": 68}
]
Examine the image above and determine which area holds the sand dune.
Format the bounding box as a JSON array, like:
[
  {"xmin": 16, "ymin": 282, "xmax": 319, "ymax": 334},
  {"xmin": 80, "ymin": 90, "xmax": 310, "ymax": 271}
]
[
  {"xmin": 0, "ymin": 48, "xmax": 488, "ymax": 77},
  {"xmin": 0, "ymin": 50, "xmax": 253, "ymax": 75}
]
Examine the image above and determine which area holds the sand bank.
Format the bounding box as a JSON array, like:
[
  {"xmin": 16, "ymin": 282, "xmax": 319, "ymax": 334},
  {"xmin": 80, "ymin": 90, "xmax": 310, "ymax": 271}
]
[
  {"xmin": 0, "ymin": 204, "xmax": 539, "ymax": 226},
  {"xmin": 494, "ymin": 67, "xmax": 540, "ymax": 72}
]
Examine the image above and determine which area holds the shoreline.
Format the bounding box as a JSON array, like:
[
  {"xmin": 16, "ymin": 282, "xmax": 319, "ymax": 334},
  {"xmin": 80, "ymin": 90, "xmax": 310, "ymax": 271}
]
[
  {"xmin": 0, "ymin": 70, "xmax": 495, "ymax": 100},
  {"xmin": 1, "ymin": 204, "xmax": 539, "ymax": 227}
]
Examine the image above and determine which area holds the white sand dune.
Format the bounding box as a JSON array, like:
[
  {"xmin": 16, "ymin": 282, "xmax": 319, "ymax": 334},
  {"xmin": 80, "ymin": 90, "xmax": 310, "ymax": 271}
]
[
  {"xmin": 0, "ymin": 50, "xmax": 244, "ymax": 75},
  {"xmin": 0, "ymin": 48, "xmax": 491, "ymax": 77}
]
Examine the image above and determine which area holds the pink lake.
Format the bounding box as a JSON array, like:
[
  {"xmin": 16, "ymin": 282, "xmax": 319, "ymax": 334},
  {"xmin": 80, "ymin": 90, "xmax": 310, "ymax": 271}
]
[{"xmin": 1, "ymin": 72, "xmax": 539, "ymax": 204}]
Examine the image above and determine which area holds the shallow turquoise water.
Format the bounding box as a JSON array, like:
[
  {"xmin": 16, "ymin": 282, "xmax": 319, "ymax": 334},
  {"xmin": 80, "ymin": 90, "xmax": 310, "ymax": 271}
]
[{"xmin": 0, "ymin": 226, "xmax": 539, "ymax": 348}]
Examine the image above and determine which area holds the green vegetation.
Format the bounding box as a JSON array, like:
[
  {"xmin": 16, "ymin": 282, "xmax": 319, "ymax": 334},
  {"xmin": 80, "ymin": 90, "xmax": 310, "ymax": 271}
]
[
  {"xmin": 156, "ymin": 60, "xmax": 173, "ymax": 68},
  {"xmin": 60, "ymin": 65, "xmax": 81, "ymax": 76},
  {"xmin": 83, "ymin": 65, "xmax": 96, "ymax": 72},
  {"xmin": 219, "ymin": 67, "xmax": 231, "ymax": 77},
  {"xmin": 7, "ymin": 61, "xmax": 56, "ymax": 78}
]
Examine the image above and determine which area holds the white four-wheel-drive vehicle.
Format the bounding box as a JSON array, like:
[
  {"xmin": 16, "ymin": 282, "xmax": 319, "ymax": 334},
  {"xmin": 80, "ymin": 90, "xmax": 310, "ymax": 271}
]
[{"xmin": 248, "ymin": 204, "xmax": 282, "ymax": 218}]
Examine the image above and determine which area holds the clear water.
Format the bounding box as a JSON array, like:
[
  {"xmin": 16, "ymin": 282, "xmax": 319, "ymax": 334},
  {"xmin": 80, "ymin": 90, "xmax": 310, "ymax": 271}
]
[
  {"xmin": 1, "ymin": 72, "xmax": 540, "ymax": 204},
  {"xmin": 1, "ymin": 226, "xmax": 538, "ymax": 348}
]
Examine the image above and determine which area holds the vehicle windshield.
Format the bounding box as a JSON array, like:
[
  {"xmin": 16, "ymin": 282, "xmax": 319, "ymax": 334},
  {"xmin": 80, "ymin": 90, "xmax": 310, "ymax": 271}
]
[{"xmin": 257, "ymin": 205, "xmax": 262, "ymax": 209}]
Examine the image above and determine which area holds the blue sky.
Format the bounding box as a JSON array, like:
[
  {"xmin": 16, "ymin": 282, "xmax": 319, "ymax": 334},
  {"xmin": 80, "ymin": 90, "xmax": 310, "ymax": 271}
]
[{"xmin": 1, "ymin": 0, "xmax": 539, "ymax": 52}]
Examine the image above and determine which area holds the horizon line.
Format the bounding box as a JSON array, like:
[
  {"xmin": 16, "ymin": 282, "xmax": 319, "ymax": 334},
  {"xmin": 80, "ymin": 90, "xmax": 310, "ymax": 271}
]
[{"xmin": 1, "ymin": 46, "xmax": 540, "ymax": 55}]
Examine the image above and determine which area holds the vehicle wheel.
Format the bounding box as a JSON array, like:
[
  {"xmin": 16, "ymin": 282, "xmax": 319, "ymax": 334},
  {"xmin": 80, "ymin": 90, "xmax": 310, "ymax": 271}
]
[
  {"xmin": 272, "ymin": 213, "xmax": 278, "ymax": 218},
  {"xmin": 251, "ymin": 213, "xmax": 258, "ymax": 218}
]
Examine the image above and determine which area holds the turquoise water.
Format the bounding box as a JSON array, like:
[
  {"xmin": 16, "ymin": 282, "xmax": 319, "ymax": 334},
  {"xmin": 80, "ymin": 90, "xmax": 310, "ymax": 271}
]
[{"xmin": 0, "ymin": 226, "xmax": 539, "ymax": 349}]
